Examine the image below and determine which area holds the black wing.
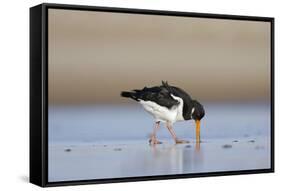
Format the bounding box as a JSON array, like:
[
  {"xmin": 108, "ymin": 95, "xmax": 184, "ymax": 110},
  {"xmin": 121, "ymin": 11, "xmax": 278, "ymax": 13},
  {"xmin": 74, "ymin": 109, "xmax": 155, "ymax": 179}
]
[
  {"xmin": 121, "ymin": 85, "xmax": 179, "ymax": 109},
  {"xmin": 161, "ymin": 81, "xmax": 192, "ymax": 103},
  {"xmin": 161, "ymin": 81, "xmax": 193, "ymax": 118}
]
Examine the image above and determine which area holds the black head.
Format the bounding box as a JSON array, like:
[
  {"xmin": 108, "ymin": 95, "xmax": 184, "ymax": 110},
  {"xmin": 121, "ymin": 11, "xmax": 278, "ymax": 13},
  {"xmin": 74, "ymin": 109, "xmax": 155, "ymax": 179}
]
[{"xmin": 191, "ymin": 100, "xmax": 205, "ymax": 120}]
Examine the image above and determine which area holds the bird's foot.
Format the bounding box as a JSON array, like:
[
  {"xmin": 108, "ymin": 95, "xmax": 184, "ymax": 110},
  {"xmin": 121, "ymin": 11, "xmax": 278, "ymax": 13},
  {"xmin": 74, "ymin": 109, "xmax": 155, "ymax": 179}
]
[
  {"xmin": 175, "ymin": 139, "xmax": 189, "ymax": 144},
  {"xmin": 149, "ymin": 138, "xmax": 162, "ymax": 145}
]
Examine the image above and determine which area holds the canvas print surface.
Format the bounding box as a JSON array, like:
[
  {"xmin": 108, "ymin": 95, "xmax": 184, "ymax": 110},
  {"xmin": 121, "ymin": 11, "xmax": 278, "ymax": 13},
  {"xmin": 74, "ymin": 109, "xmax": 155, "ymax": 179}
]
[{"xmin": 48, "ymin": 9, "xmax": 271, "ymax": 182}]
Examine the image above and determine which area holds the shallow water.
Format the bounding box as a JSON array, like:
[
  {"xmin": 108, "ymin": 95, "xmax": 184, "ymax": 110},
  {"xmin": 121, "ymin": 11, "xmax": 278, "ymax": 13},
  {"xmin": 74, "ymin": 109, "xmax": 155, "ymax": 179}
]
[
  {"xmin": 49, "ymin": 103, "xmax": 270, "ymax": 143},
  {"xmin": 48, "ymin": 103, "xmax": 271, "ymax": 182}
]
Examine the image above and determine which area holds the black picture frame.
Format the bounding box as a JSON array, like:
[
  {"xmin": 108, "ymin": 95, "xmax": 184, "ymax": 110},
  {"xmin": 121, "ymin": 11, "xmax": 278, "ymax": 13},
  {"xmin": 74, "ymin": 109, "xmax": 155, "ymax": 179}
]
[{"xmin": 30, "ymin": 3, "xmax": 275, "ymax": 187}]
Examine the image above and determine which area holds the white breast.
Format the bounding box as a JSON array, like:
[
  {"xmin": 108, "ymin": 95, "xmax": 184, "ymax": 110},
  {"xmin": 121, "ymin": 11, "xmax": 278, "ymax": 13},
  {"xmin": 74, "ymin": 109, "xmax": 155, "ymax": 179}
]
[{"xmin": 139, "ymin": 94, "xmax": 184, "ymax": 123}]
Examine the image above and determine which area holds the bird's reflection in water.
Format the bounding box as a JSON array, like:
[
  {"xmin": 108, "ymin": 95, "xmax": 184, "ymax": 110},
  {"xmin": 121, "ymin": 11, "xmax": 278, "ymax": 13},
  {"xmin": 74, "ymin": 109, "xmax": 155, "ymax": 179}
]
[
  {"xmin": 135, "ymin": 143, "xmax": 205, "ymax": 175},
  {"xmin": 196, "ymin": 142, "xmax": 201, "ymax": 151}
]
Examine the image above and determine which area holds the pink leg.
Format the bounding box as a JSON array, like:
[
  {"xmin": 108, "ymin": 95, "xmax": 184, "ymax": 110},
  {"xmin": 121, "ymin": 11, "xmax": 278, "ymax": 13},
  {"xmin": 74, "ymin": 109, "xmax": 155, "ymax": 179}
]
[
  {"xmin": 166, "ymin": 123, "xmax": 189, "ymax": 144},
  {"xmin": 149, "ymin": 121, "xmax": 162, "ymax": 145}
]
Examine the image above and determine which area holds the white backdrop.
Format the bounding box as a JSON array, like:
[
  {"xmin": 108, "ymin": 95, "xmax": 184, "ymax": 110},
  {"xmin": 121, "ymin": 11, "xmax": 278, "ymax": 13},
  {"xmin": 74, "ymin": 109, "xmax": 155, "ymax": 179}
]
[{"xmin": 0, "ymin": 0, "xmax": 279, "ymax": 190}]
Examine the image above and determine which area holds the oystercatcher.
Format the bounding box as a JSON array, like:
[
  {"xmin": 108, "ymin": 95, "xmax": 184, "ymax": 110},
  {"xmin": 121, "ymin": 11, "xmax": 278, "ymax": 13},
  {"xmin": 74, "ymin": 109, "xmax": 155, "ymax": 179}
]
[{"xmin": 121, "ymin": 81, "xmax": 205, "ymax": 145}]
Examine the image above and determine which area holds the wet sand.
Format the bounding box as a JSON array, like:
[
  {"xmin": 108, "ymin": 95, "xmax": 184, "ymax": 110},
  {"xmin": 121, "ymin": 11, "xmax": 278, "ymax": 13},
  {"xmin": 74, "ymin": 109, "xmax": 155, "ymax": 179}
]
[{"xmin": 48, "ymin": 136, "xmax": 270, "ymax": 182}]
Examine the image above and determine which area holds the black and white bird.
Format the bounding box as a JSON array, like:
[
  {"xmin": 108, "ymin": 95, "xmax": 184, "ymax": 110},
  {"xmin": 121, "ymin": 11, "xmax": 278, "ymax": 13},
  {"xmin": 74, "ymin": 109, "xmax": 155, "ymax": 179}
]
[{"xmin": 121, "ymin": 81, "xmax": 205, "ymax": 145}]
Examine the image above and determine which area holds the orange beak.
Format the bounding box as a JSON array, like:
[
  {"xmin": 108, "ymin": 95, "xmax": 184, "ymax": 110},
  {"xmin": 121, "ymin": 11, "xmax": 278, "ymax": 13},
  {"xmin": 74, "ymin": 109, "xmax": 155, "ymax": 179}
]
[{"xmin": 195, "ymin": 120, "xmax": 201, "ymax": 143}]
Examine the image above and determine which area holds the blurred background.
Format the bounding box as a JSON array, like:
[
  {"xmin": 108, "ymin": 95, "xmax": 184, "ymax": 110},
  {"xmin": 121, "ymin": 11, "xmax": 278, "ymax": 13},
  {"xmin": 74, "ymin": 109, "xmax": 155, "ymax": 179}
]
[{"xmin": 48, "ymin": 9, "xmax": 271, "ymax": 105}]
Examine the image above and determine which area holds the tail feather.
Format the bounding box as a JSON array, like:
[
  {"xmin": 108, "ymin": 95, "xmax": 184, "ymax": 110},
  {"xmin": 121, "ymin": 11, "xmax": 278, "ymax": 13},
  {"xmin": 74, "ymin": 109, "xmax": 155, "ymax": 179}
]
[
  {"xmin": 120, "ymin": 91, "xmax": 132, "ymax": 98},
  {"xmin": 120, "ymin": 91, "xmax": 138, "ymax": 101}
]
